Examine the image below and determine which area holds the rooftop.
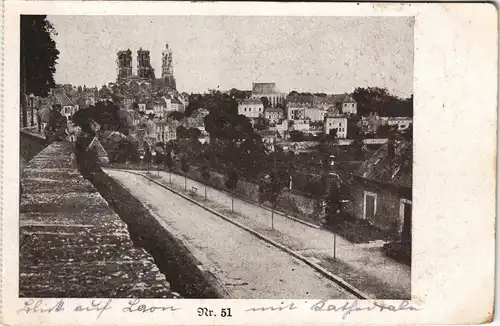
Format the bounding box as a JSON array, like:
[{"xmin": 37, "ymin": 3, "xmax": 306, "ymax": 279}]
[
  {"xmin": 239, "ymin": 98, "xmax": 263, "ymax": 105},
  {"xmin": 252, "ymin": 83, "xmax": 279, "ymax": 94},
  {"xmin": 53, "ymin": 91, "xmax": 74, "ymax": 107},
  {"xmin": 354, "ymin": 140, "xmax": 412, "ymax": 189},
  {"xmin": 265, "ymin": 107, "xmax": 284, "ymax": 113}
]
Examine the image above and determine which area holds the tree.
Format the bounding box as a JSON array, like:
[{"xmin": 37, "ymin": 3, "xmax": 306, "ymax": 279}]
[
  {"xmin": 253, "ymin": 116, "xmax": 269, "ymax": 131},
  {"xmin": 225, "ymin": 168, "xmax": 239, "ymax": 212},
  {"xmin": 376, "ymin": 124, "xmax": 398, "ymax": 138},
  {"xmin": 260, "ymin": 97, "xmax": 270, "ymax": 108},
  {"xmin": 168, "ymin": 111, "xmax": 184, "ymax": 121},
  {"xmin": 200, "ymin": 163, "xmax": 210, "ymax": 200},
  {"xmin": 325, "ymin": 180, "xmax": 350, "ymax": 224},
  {"xmin": 20, "ymin": 15, "xmax": 60, "ymax": 127},
  {"xmin": 402, "ymin": 124, "xmax": 413, "ymax": 141},
  {"xmin": 176, "ymin": 125, "xmax": 190, "ymax": 139},
  {"xmin": 328, "ymin": 128, "xmax": 338, "ymax": 140},
  {"xmin": 346, "ymin": 114, "xmax": 362, "ymax": 139},
  {"xmin": 188, "ymin": 127, "xmax": 202, "ymax": 140},
  {"xmin": 180, "ymin": 154, "xmax": 189, "ymax": 190},
  {"xmin": 290, "ymin": 130, "xmax": 306, "ymax": 142},
  {"xmin": 351, "ymin": 87, "xmax": 392, "ymax": 117},
  {"xmin": 260, "ymin": 153, "xmax": 290, "ymax": 229},
  {"xmin": 164, "ymin": 150, "xmax": 174, "ymax": 183}
]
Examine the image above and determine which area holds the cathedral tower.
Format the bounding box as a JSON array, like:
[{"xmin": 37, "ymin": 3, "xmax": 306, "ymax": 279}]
[
  {"xmin": 116, "ymin": 49, "xmax": 132, "ymax": 81},
  {"xmin": 161, "ymin": 44, "xmax": 176, "ymax": 90},
  {"xmin": 137, "ymin": 48, "xmax": 155, "ymax": 80}
]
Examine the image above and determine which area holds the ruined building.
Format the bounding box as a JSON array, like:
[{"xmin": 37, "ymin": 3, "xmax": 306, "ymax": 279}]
[
  {"xmin": 137, "ymin": 48, "xmax": 155, "ymax": 80},
  {"xmin": 116, "ymin": 45, "xmax": 176, "ymax": 91},
  {"xmin": 116, "ymin": 49, "xmax": 132, "ymax": 81},
  {"xmin": 161, "ymin": 44, "xmax": 176, "ymax": 90}
]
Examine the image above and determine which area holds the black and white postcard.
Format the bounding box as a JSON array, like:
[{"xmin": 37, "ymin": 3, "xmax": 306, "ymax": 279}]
[{"xmin": 1, "ymin": 2, "xmax": 496, "ymax": 325}]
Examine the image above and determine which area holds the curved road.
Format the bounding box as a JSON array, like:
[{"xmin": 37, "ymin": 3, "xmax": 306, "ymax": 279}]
[{"xmin": 107, "ymin": 169, "xmax": 355, "ymax": 299}]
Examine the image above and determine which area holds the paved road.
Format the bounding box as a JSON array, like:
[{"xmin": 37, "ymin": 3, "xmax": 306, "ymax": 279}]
[
  {"xmin": 107, "ymin": 169, "xmax": 355, "ymax": 299},
  {"xmin": 141, "ymin": 170, "xmax": 410, "ymax": 296},
  {"xmin": 117, "ymin": 168, "xmax": 411, "ymax": 299}
]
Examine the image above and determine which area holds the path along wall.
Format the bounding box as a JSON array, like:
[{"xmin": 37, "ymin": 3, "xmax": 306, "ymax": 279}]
[
  {"xmin": 174, "ymin": 164, "xmax": 324, "ymax": 224},
  {"xmin": 20, "ymin": 141, "xmax": 172, "ymax": 297}
]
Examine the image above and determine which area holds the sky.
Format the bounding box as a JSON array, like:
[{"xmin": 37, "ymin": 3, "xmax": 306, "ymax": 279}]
[{"xmin": 48, "ymin": 15, "xmax": 414, "ymax": 98}]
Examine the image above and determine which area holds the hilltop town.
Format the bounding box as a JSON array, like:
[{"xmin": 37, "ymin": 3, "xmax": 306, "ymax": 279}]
[{"xmin": 20, "ymin": 15, "xmax": 413, "ymax": 301}]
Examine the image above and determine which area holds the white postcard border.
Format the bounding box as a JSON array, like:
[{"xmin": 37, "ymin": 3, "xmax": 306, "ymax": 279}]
[{"xmin": 2, "ymin": 2, "xmax": 497, "ymax": 325}]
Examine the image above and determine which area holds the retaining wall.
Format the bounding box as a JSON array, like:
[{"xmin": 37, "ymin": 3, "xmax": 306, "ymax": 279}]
[
  {"xmin": 173, "ymin": 164, "xmax": 324, "ymax": 224},
  {"xmin": 20, "ymin": 142, "xmax": 172, "ymax": 297}
]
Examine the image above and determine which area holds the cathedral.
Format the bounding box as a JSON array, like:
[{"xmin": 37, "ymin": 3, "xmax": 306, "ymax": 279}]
[{"xmin": 116, "ymin": 44, "xmax": 176, "ymax": 90}]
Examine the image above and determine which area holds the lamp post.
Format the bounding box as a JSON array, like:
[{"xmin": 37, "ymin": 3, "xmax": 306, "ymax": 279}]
[{"xmin": 140, "ymin": 154, "xmax": 144, "ymax": 171}]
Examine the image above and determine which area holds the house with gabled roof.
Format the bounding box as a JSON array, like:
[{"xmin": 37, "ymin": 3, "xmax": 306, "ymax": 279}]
[
  {"xmin": 86, "ymin": 136, "xmax": 109, "ymax": 164},
  {"xmin": 264, "ymin": 107, "xmax": 284, "ymax": 124},
  {"xmin": 53, "ymin": 90, "xmax": 78, "ymax": 119},
  {"xmin": 349, "ymin": 140, "xmax": 412, "ymax": 243}
]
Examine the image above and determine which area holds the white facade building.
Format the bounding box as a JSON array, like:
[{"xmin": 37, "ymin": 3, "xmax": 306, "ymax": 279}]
[
  {"xmin": 324, "ymin": 116, "xmax": 348, "ymax": 138},
  {"xmin": 387, "ymin": 117, "xmax": 413, "ymax": 131},
  {"xmin": 238, "ymin": 99, "xmax": 264, "ymax": 119},
  {"xmin": 264, "ymin": 108, "xmax": 284, "ymax": 124}
]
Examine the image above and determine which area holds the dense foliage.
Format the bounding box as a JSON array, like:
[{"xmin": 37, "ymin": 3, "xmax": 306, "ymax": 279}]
[
  {"xmin": 351, "ymin": 87, "xmax": 413, "ymax": 117},
  {"xmin": 21, "ymin": 15, "xmax": 60, "ymax": 126}
]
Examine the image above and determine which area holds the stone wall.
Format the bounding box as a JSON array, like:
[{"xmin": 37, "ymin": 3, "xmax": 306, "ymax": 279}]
[
  {"xmin": 20, "ymin": 130, "xmax": 47, "ymax": 175},
  {"xmin": 276, "ymin": 189, "xmax": 324, "ymax": 223},
  {"xmin": 20, "ymin": 142, "xmax": 172, "ymax": 297},
  {"xmin": 174, "ymin": 164, "xmax": 323, "ymax": 224},
  {"xmin": 351, "ymin": 177, "xmax": 411, "ymax": 237}
]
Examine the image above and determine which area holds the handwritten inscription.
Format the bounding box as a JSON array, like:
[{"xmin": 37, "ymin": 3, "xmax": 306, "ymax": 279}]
[
  {"xmin": 17, "ymin": 299, "xmax": 65, "ymax": 314},
  {"xmin": 17, "ymin": 298, "xmax": 419, "ymax": 321},
  {"xmin": 123, "ymin": 299, "xmax": 181, "ymax": 313},
  {"xmin": 245, "ymin": 301, "xmax": 298, "ymax": 312},
  {"xmin": 244, "ymin": 300, "xmax": 419, "ymax": 319},
  {"xmin": 311, "ymin": 300, "xmax": 420, "ymax": 319},
  {"xmin": 74, "ymin": 299, "xmax": 113, "ymax": 319}
]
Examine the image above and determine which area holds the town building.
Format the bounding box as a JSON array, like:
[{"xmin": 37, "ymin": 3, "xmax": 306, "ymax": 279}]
[
  {"xmin": 154, "ymin": 120, "xmax": 178, "ymax": 144},
  {"xmin": 53, "ymin": 90, "xmax": 79, "ymax": 119},
  {"xmin": 250, "ymin": 83, "xmax": 285, "ymax": 108},
  {"xmin": 238, "ymin": 98, "xmax": 264, "ymax": 119},
  {"xmin": 192, "ymin": 108, "xmax": 209, "ymax": 118},
  {"xmin": 387, "ymin": 117, "xmax": 413, "ymax": 131},
  {"xmin": 171, "ymin": 96, "xmax": 184, "ymax": 112},
  {"xmin": 290, "ymin": 119, "xmax": 310, "ymax": 132},
  {"xmin": 287, "ymin": 102, "xmax": 308, "ymax": 121},
  {"xmin": 270, "ymin": 119, "xmax": 289, "ymax": 138},
  {"xmin": 116, "ymin": 45, "xmax": 177, "ymax": 92},
  {"xmin": 161, "ymin": 44, "xmax": 176, "ymax": 90},
  {"xmin": 287, "ymin": 93, "xmax": 315, "ymax": 107},
  {"xmin": 350, "ymin": 140, "xmax": 412, "ymax": 244},
  {"xmin": 116, "ymin": 49, "xmax": 133, "ymax": 82},
  {"xmin": 305, "ymin": 107, "xmax": 327, "ymax": 122},
  {"xmin": 264, "ymin": 107, "xmax": 284, "ymax": 124},
  {"xmin": 360, "ymin": 113, "xmax": 388, "ymax": 135},
  {"xmin": 137, "ymin": 48, "xmax": 155, "ymax": 79},
  {"xmin": 86, "ymin": 136, "xmax": 109, "ymax": 164},
  {"xmin": 336, "ymin": 94, "xmax": 357, "ymax": 115},
  {"xmin": 138, "ymin": 102, "xmax": 147, "ymax": 112},
  {"xmin": 183, "ymin": 117, "xmax": 207, "ymax": 135},
  {"xmin": 312, "ymin": 95, "xmax": 337, "ymax": 112},
  {"xmin": 324, "ymin": 115, "xmax": 348, "ymax": 138},
  {"xmin": 258, "ymin": 130, "xmax": 280, "ymax": 152},
  {"xmin": 122, "ymin": 96, "xmax": 134, "ymax": 110}
]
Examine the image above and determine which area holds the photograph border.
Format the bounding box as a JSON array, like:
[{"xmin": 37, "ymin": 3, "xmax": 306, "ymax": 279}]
[{"xmin": 2, "ymin": 2, "xmax": 497, "ymax": 325}]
